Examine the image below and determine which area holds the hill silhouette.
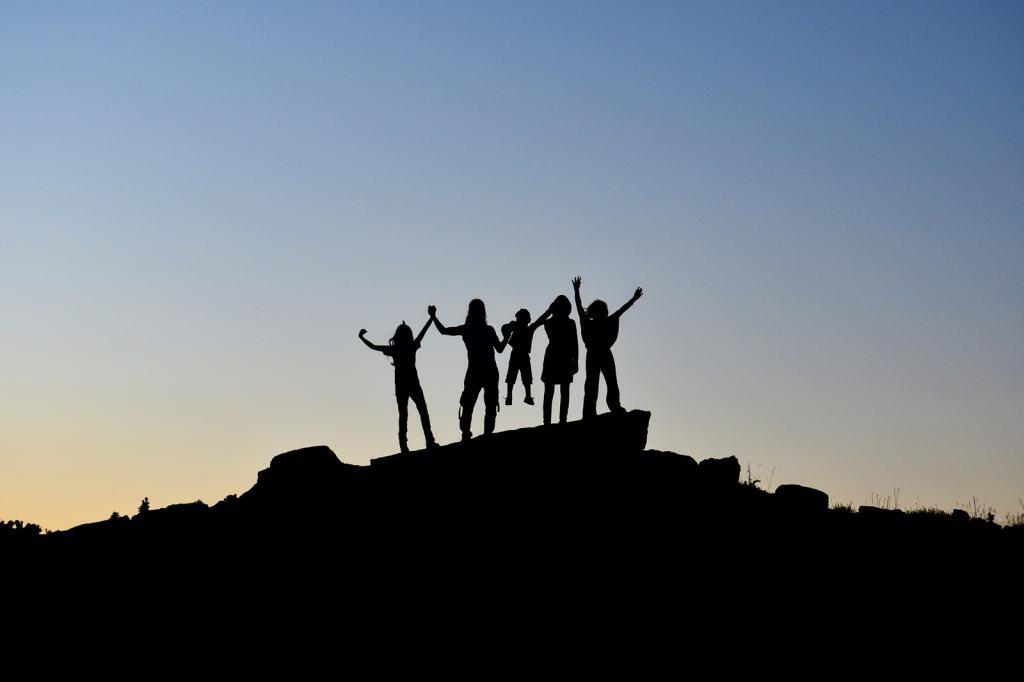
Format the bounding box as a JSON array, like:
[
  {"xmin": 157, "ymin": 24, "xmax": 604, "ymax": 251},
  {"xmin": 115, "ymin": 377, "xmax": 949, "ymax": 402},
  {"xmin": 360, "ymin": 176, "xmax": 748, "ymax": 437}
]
[{"xmin": 10, "ymin": 410, "xmax": 1022, "ymax": 621}]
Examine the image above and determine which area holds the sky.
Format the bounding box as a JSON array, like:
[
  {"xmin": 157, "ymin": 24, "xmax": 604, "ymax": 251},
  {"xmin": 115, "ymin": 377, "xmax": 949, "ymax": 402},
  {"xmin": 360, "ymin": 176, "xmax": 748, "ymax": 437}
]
[{"xmin": 1, "ymin": 1, "xmax": 1022, "ymax": 530}]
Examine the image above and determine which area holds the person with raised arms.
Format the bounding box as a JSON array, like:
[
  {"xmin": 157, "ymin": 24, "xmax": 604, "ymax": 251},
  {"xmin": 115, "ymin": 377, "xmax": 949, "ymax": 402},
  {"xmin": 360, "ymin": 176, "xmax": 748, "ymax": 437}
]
[
  {"xmin": 429, "ymin": 300, "xmax": 511, "ymax": 441},
  {"xmin": 572, "ymin": 276, "xmax": 643, "ymax": 419},
  {"xmin": 359, "ymin": 317, "xmax": 438, "ymax": 453}
]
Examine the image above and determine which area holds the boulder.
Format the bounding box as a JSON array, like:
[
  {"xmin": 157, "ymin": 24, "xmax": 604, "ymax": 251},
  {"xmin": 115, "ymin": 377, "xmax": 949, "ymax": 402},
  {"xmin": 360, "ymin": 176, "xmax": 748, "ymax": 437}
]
[
  {"xmin": 639, "ymin": 450, "xmax": 698, "ymax": 477},
  {"xmin": 240, "ymin": 445, "xmax": 360, "ymax": 510},
  {"xmin": 266, "ymin": 445, "xmax": 344, "ymax": 479},
  {"xmin": 774, "ymin": 484, "xmax": 829, "ymax": 513},
  {"xmin": 858, "ymin": 505, "xmax": 904, "ymax": 516},
  {"xmin": 696, "ymin": 456, "xmax": 740, "ymax": 488}
]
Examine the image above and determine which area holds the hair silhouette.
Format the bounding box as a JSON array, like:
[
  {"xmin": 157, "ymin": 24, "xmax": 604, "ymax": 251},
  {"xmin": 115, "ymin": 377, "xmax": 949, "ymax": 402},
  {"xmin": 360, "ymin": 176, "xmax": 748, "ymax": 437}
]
[
  {"xmin": 387, "ymin": 322, "xmax": 414, "ymax": 367},
  {"xmin": 586, "ymin": 300, "xmax": 609, "ymax": 319},
  {"xmin": 431, "ymin": 301, "xmax": 509, "ymax": 440},
  {"xmin": 466, "ymin": 298, "xmax": 487, "ymax": 326},
  {"xmin": 359, "ymin": 318, "xmax": 437, "ymax": 453},
  {"xmin": 572, "ymin": 276, "xmax": 642, "ymax": 419},
  {"xmin": 540, "ymin": 294, "xmax": 578, "ymax": 424},
  {"xmin": 550, "ymin": 294, "xmax": 572, "ymax": 318}
]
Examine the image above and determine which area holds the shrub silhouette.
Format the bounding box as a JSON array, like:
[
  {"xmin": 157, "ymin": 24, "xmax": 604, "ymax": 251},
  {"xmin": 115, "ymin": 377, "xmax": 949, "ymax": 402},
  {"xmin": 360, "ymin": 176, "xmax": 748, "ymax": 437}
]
[{"xmin": 1, "ymin": 519, "xmax": 42, "ymax": 541}]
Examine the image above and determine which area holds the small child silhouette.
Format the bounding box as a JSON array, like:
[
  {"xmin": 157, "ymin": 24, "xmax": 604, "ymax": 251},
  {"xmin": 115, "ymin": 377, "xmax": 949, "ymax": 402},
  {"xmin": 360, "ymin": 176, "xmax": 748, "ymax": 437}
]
[
  {"xmin": 572, "ymin": 276, "xmax": 643, "ymax": 418},
  {"xmin": 359, "ymin": 319, "xmax": 437, "ymax": 453},
  {"xmin": 501, "ymin": 306, "xmax": 552, "ymax": 406}
]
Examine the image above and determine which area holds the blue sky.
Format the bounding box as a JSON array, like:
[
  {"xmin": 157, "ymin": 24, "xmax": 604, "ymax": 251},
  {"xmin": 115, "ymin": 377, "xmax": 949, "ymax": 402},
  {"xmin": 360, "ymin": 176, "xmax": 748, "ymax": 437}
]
[{"xmin": 1, "ymin": 1, "xmax": 1022, "ymax": 529}]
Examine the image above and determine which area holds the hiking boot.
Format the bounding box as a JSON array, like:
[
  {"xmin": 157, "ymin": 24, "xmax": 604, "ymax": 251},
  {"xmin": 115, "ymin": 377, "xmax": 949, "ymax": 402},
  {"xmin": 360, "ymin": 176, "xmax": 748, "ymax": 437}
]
[{"xmin": 524, "ymin": 396, "xmax": 535, "ymax": 405}]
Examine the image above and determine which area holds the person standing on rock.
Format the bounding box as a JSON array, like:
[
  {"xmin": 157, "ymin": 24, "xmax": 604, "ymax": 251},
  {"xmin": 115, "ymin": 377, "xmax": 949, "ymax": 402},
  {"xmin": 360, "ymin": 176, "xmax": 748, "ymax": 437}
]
[
  {"xmin": 359, "ymin": 319, "xmax": 438, "ymax": 453},
  {"xmin": 501, "ymin": 306, "xmax": 552, "ymax": 407},
  {"xmin": 429, "ymin": 300, "xmax": 510, "ymax": 441},
  {"xmin": 539, "ymin": 295, "xmax": 578, "ymax": 425},
  {"xmin": 572, "ymin": 276, "xmax": 643, "ymax": 419}
]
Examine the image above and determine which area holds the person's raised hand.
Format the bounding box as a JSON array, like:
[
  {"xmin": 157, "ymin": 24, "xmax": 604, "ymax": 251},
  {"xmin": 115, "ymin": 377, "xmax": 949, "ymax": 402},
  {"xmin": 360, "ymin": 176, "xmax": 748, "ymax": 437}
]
[
  {"xmin": 428, "ymin": 305, "xmax": 437, "ymax": 318},
  {"xmin": 633, "ymin": 287, "xmax": 643, "ymax": 300},
  {"xmin": 572, "ymin": 276, "xmax": 582, "ymax": 290},
  {"xmin": 359, "ymin": 329, "xmax": 367, "ymax": 337}
]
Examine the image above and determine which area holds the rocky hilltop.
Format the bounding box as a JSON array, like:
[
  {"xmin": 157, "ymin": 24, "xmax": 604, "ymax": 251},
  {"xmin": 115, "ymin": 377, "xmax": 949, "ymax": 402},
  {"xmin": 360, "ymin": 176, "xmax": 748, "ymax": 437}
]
[
  {"xmin": 33, "ymin": 410, "xmax": 1018, "ymax": 561},
  {"xmin": 8, "ymin": 408, "xmax": 1017, "ymax": 617}
]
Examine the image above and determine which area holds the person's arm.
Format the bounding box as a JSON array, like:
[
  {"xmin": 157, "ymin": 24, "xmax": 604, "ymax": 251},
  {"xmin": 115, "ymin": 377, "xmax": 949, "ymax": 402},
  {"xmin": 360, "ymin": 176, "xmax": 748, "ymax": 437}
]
[
  {"xmin": 493, "ymin": 326, "xmax": 510, "ymax": 353},
  {"xmin": 414, "ymin": 316, "xmax": 432, "ymax": 345},
  {"xmin": 358, "ymin": 329, "xmax": 389, "ymax": 353},
  {"xmin": 611, "ymin": 287, "xmax": 643, "ymax": 320},
  {"xmin": 572, "ymin": 276, "xmax": 586, "ymax": 323},
  {"xmin": 429, "ymin": 305, "xmax": 461, "ymax": 336},
  {"xmin": 528, "ymin": 307, "xmax": 552, "ymax": 331}
]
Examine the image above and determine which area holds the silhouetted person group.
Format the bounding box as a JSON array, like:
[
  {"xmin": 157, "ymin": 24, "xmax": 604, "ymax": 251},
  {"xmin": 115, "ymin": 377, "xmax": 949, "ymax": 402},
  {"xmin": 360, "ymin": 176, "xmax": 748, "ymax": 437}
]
[{"xmin": 359, "ymin": 277, "xmax": 643, "ymax": 452}]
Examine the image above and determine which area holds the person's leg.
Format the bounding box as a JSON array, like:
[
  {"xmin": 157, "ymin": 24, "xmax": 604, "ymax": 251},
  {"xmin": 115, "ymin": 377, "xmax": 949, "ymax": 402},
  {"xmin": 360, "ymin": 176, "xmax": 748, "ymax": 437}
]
[
  {"xmin": 396, "ymin": 385, "xmax": 411, "ymax": 453},
  {"xmin": 505, "ymin": 360, "xmax": 517, "ymax": 406},
  {"xmin": 483, "ymin": 370, "xmax": 499, "ymax": 435},
  {"xmin": 409, "ymin": 381, "xmax": 436, "ymax": 447},
  {"xmin": 583, "ymin": 350, "xmax": 600, "ymax": 418},
  {"xmin": 543, "ymin": 382, "xmax": 554, "ymax": 425},
  {"xmin": 459, "ymin": 369, "xmax": 480, "ymax": 440},
  {"xmin": 559, "ymin": 382, "xmax": 570, "ymax": 423},
  {"xmin": 603, "ymin": 351, "xmax": 624, "ymax": 413},
  {"xmin": 522, "ymin": 357, "xmax": 534, "ymax": 404}
]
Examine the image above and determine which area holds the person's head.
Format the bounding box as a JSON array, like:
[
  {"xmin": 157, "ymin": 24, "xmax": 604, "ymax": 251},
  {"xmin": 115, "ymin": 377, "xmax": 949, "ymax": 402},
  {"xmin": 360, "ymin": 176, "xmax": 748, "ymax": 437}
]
[
  {"xmin": 465, "ymin": 298, "xmax": 487, "ymax": 326},
  {"xmin": 515, "ymin": 308, "xmax": 531, "ymax": 325},
  {"xmin": 551, "ymin": 295, "xmax": 571, "ymax": 319},
  {"xmin": 390, "ymin": 322, "xmax": 414, "ymax": 347},
  {"xmin": 587, "ymin": 299, "xmax": 609, "ymax": 320}
]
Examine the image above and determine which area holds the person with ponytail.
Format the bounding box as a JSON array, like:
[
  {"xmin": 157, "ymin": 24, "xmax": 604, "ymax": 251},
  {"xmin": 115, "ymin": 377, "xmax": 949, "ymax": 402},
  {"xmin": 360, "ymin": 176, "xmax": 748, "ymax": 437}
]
[{"xmin": 359, "ymin": 317, "xmax": 437, "ymax": 453}]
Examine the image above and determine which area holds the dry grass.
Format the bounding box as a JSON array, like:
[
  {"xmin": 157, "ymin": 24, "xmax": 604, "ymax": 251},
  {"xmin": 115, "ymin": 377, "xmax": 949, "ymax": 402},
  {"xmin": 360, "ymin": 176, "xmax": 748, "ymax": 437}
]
[{"xmin": 1005, "ymin": 499, "xmax": 1024, "ymax": 528}]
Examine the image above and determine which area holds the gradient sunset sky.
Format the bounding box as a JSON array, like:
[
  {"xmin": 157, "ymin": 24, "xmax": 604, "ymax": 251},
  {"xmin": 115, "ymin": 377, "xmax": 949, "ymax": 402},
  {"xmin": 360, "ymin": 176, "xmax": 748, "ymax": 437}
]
[{"xmin": 2, "ymin": 1, "xmax": 1022, "ymax": 530}]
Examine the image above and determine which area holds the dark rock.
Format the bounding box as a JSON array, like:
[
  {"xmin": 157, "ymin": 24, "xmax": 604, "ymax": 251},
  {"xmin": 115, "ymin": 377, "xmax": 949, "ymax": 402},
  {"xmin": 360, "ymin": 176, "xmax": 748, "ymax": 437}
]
[
  {"xmin": 951, "ymin": 509, "xmax": 970, "ymax": 522},
  {"xmin": 238, "ymin": 445, "xmax": 364, "ymax": 513},
  {"xmin": 365, "ymin": 411, "xmax": 651, "ymax": 519},
  {"xmin": 265, "ymin": 445, "xmax": 345, "ymax": 480},
  {"xmin": 639, "ymin": 450, "xmax": 698, "ymax": 476},
  {"xmin": 371, "ymin": 409, "xmax": 651, "ymax": 472},
  {"xmin": 635, "ymin": 450, "xmax": 700, "ymax": 507},
  {"xmin": 696, "ymin": 456, "xmax": 740, "ymax": 487},
  {"xmin": 858, "ymin": 505, "xmax": 904, "ymax": 516},
  {"xmin": 775, "ymin": 484, "xmax": 829, "ymax": 513}
]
